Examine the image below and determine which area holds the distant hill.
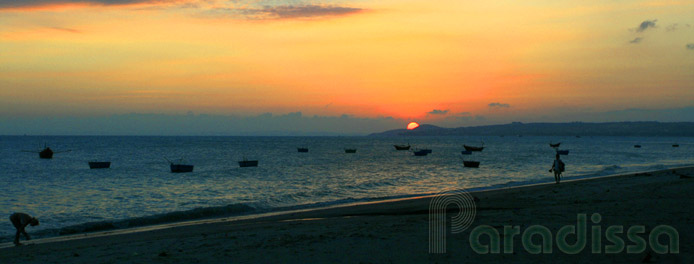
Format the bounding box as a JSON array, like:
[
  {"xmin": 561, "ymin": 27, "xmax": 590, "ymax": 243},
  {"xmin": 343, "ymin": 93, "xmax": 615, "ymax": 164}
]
[{"xmin": 368, "ymin": 122, "xmax": 694, "ymax": 137}]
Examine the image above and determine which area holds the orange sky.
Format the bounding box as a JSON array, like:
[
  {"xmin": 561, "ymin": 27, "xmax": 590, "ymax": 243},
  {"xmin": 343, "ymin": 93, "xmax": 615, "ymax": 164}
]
[{"xmin": 1, "ymin": 0, "xmax": 693, "ymax": 123}]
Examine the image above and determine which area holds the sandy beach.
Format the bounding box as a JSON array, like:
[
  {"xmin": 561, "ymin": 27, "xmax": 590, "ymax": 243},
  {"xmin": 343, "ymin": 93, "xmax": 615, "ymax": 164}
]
[{"xmin": 2, "ymin": 167, "xmax": 693, "ymax": 263}]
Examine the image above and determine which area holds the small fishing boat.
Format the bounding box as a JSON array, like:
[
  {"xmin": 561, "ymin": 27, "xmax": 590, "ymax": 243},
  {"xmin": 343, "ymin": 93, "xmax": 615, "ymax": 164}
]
[
  {"xmin": 297, "ymin": 147, "xmax": 309, "ymax": 153},
  {"xmin": 421, "ymin": 149, "xmax": 432, "ymax": 154},
  {"xmin": 672, "ymin": 144, "xmax": 679, "ymax": 148},
  {"xmin": 549, "ymin": 142, "xmax": 561, "ymax": 148},
  {"xmin": 39, "ymin": 147, "xmax": 53, "ymax": 159},
  {"xmin": 634, "ymin": 145, "xmax": 641, "ymax": 148},
  {"xmin": 394, "ymin": 144, "xmax": 411, "ymax": 150},
  {"xmin": 170, "ymin": 163, "xmax": 194, "ymax": 173},
  {"xmin": 461, "ymin": 150, "xmax": 472, "ymax": 155},
  {"xmin": 556, "ymin": 149, "xmax": 569, "ymax": 155},
  {"xmin": 413, "ymin": 150, "xmax": 428, "ymax": 156},
  {"xmin": 23, "ymin": 145, "xmax": 71, "ymax": 159},
  {"xmin": 463, "ymin": 144, "xmax": 484, "ymax": 152},
  {"xmin": 238, "ymin": 158, "xmax": 258, "ymax": 167},
  {"xmin": 88, "ymin": 161, "xmax": 111, "ymax": 169},
  {"xmin": 344, "ymin": 149, "xmax": 357, "ymax": 153},
  {"xmin": 463, "ymin": 160, "xmax": 480, "ymax": 168}
]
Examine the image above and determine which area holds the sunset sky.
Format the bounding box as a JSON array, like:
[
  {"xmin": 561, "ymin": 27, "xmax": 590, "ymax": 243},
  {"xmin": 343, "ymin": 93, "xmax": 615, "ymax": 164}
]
[{"xmin": 1, "ymin": 0, "xmax": 693, "ymax": 134}]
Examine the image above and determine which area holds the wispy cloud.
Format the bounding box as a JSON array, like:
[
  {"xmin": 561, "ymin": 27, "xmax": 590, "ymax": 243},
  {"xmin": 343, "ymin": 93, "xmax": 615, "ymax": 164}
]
[
  {"xmin": 246, "ymin": 5, "xmax": 362, "ymax": 19},
  {"xmin": 687, "ymin": 43, "xmax": 694, "ymax": 50},
  {"xmin": 427, "ymin": 109, "xmax": 449, "ymax": 115},
  {"xmin": 49, "ymin": 26, "xmax": 81, "ymax": 33},
  {"xmin": 635, "ymin": 19, "xmax": 657, "ymax": 32},
  {"xmin": 1, "ymin": 0, "xmax": 366, "ymax": 21},
  {"xmin": 629, "ymin": 37, "xmax": 642, "ymax": 44},
  {"xmin": 666, "ymin": 23, "xmax": 679, "ymax": 32},
  {"xmin": 0, "ymin": 0, "xmax": 178, "ymax": 9},
  {"xmin": 488, "ymin": 102, "xmax": 510, "ymax": 108},
  {"xmin": 207, "ymin": 4, "xmax": 364, "ymax": 20}
]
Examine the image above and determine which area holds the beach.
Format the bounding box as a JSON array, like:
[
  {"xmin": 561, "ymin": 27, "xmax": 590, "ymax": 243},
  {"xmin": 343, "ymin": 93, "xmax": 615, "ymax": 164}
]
[{"xmin": 2, "ymin": 166, "xmax": 693, "ymax": 263}]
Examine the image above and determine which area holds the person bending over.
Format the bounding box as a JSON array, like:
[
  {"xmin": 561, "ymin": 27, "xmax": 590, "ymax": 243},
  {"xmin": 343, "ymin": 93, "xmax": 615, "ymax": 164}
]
[{"xmin": 10, "ymin": 212, "xmax": 39, "ymax": 246}]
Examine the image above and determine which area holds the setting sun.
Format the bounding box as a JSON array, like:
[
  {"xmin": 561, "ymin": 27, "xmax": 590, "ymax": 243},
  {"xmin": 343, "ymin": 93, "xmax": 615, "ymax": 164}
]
[{"xmin": 407, "ymin": 122, "xmax": 420, "ymax": 130}]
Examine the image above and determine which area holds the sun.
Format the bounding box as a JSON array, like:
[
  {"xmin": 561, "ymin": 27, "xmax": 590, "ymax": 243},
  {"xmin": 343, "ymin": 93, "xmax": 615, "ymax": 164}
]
[{"xmin": 407, "ymin": 122, "xmax": 420, "ymax": 130}]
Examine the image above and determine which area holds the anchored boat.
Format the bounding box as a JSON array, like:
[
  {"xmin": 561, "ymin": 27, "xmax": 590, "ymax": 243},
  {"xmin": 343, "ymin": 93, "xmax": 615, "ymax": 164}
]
[
  {"xmin": 463, "ymin": 160, "xmax": 480, "ymax": 168},
  {"xmin": 463, "ymin": 144, "xmax": 484, "ymax": 152},
  {"xmin": 238, "ymin": 158, "xmax": 258, "ymax": 167},
  {"xmin": 394, "ymin": 144, "xmax": 411, "ymax": 150},
  {"xmin": 88, "ymin": 161, "xmax": 111, "ymax": 169}
]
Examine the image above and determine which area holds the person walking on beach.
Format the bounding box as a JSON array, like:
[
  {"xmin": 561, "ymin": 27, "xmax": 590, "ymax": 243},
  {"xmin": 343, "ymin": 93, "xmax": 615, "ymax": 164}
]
[
  {"xmin": 9, "ymin": 212, "xmax": 39, "ymax": 246},
  {"xmin": 550, "ymin": 154, "xmax": 565, "ymax": 183}
]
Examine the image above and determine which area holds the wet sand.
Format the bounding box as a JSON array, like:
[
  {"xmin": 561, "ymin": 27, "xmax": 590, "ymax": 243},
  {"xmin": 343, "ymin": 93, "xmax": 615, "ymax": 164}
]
[{"xmin": 2, "ymin": 167, "xmax": 694, "ymax": 263}]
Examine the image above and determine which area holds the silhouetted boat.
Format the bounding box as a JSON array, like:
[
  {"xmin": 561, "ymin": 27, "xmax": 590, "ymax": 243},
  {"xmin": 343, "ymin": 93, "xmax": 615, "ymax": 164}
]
[
  {"xmin": 463, "ymin": 144, "xmax": 484, "ymax": 152},
  {"xmin": 170, "ymin": 163, "xmax": 194, "ymax": 173},
  {"xmin": 461, "ymin": 150, "xmax": 472, "ymax": 155},
  {"xmin": 634, "ymin": 145, "xmax": 641, "ymax": 148},
  {"xmin": 394, "ymin": 144, "xmax": 411, "ymax": 150},
  {"xmin": 238, "ymin": 158, "xmax": 258, "ymax": 167},
  {"xmin": 39, "ymin": 147, "xmax": 53, "ymax": 159},
  {"xmin": 556, "ymin": 149, "xmax": 569, "ymax": 155},
  {"xmin": 297, "ymin": 147, "xmax": 309, "ymax": 153},
  {"xmin": 88, "ymin": 161, "xmax": 111, "ymax": 169},
  {"xmin": 421, "ymin": 149, "xmax": 432, "ymax": 154},
  {"xmin": 463, "ymin": 160, "xmax": 480, "ymax": 168},
  {"xmin": 345, "ymin": 149, "xmax": 357, "ymax": 153},
  {"xmin": 673, "ymin": 144, "xmax": 679, "ymax": 147},
  {"xmin": 413, "ymin": 150, "xmax": 428, "ymax": 156},
  {"xmin": 23, "ymin": 144, "xmax": 71, "ymax": 159},
  {"xmin": 549, "ymin": 142, "xmax": 561, "ymax": 148}
]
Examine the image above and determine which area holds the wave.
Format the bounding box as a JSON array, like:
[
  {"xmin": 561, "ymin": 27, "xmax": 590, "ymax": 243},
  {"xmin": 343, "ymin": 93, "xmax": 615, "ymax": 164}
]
[{"xmin": 22, "ymin": 203, "xmax": 257, "ymax": 239}]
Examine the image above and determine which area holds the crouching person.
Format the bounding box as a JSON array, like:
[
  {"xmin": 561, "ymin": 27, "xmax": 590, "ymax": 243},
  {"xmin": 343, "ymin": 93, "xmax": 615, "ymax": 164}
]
[{"xmin": 10, "ymin": 212, "xmax": 39, "ymax": 246}]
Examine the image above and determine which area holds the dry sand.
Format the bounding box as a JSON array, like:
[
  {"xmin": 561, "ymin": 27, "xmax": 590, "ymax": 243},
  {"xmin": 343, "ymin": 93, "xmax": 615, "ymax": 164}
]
[{"xmin": 2, "ymin": 167, "xmax": 694, "ymax": 263}]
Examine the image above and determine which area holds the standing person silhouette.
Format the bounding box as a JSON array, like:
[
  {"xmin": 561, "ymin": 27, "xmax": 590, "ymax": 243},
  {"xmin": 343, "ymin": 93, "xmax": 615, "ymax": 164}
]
[
  {"xmin": 549, "ymin": 154, "xmax": 565, "ymax": 183},
  {"xmin": 9, "ymin": 212, "xmax": 39, "ymax": 246}
]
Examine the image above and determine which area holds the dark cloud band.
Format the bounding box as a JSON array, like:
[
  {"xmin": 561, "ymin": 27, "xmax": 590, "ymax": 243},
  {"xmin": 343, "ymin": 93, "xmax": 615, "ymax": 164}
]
[
  {"xmin": 428, "ymin": 109, "xmax": 449, "ymax": 115},
  {"xmin": 489, "ymin": 102, "xmax": 510, "ymax": 108},
  {"xmin": 0, "ymin": 0, "xmax": 169, "ymax": 8}
]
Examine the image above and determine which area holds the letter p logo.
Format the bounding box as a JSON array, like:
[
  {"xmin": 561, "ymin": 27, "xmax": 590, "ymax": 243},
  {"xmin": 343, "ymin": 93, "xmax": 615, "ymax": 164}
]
[{"xmin": 429, "ymin": 189, "xmax": 477, "ymax": 253}]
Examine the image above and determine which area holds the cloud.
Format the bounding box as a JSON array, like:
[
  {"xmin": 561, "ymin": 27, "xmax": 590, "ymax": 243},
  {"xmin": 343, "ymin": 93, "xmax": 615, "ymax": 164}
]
[
  {"xmin": 1, "ymin": 1, "xmax": 365, "ymax": 21},
  {"xmin": 629, "ymin": 37, "xmax": 642, "ymax": 44},
  {"xmin": 635, "ymin": 19, "xmax": 657, "ymax": 32},
  {"xmin": 488, "ymin": 102, "xmax": 510, "ymax": 108},
  {"xmin": 0, "ymin": 0, "xmax": 172, "ymax": 9},
  {"xmin": 666, "ymin": 23, "xmax": 679, "ymax": 32},
  {"xmin": 427, "ymin": 109, "xmax": 449, "ymax": 115},
  {"xmin": 255, "ymin": 5, "xmax": 362, "ymax": 19},
  {"xmin": 687, "ymin": 44, "xmax": 694, "ymax": 50},
  {"xmin": 49, "ymin": 26, "xmax": 81, "ymax": 33},
  {"xmin": 227, "ymin": 4, "xmax": 363, "ymax": 20},
  {"xmin": 0, "ymin": 112, "xmax": 405, "ymax": 136}
]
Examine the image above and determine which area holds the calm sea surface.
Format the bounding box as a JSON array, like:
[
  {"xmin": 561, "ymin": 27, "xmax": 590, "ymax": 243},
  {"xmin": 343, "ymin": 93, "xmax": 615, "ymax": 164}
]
[{"xmin": 1, "ymin": 135, "xmax": 692, "ymax": 240}]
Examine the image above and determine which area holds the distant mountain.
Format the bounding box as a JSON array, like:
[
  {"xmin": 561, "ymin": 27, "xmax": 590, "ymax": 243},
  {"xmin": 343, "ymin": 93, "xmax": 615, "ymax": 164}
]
[{"xmin": 368, "ymin": 122, "xmax": 694, "ymax": 137}]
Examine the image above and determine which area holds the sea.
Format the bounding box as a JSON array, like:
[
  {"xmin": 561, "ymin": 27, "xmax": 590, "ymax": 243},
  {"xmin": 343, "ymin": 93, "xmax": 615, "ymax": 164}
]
[{"xmin": 1, "ymin": 135, "xmax": 692, "ymax": 241}]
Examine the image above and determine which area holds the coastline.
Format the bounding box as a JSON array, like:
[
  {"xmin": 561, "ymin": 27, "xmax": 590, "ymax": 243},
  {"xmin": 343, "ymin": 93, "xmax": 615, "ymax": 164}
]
[
  {"xmin": 2, "ymin": 166, "xmax": 694, "ymax": 262},
  {"xmin": 2, "ymin": 163, "xmax": 687, "ymax": 243}
]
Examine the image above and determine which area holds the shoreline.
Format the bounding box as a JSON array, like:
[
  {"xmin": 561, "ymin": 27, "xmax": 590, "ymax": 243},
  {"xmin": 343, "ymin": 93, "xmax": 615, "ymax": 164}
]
[
  {"xmin": 2, "ymin": 166, "xmax": 694, "ymax": 262},
  {"xmin": 3, "ymin": 163, "xmax": 690, "ymax": 245}
]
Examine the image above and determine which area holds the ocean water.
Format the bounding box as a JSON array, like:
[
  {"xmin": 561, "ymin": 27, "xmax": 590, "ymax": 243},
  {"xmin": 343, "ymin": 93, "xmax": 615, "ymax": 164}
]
[{"xmin": 1, "ymin": 135, "xmax": 692, "ymax": 241}]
